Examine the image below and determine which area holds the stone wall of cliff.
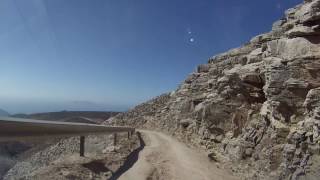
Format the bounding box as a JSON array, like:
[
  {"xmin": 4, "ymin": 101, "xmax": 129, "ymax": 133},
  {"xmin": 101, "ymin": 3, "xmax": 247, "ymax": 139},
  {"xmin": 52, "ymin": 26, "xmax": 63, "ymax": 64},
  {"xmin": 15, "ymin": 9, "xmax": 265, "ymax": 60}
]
[{"xmin": 107, "ymin": 1, "xmax": 320, "ymax": 179}]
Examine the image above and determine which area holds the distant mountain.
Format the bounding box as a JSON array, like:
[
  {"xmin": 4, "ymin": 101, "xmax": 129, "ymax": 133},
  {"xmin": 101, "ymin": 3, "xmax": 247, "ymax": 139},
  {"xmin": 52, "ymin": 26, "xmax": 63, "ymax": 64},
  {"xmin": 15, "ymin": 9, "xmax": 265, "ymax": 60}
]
[
  {"xmin": 0, "ymin": 109, "xmax": 10, "ymax": 117},
  {"xmin": 11, "ymin": 111, "xmax": 119, "ymax": 124}
]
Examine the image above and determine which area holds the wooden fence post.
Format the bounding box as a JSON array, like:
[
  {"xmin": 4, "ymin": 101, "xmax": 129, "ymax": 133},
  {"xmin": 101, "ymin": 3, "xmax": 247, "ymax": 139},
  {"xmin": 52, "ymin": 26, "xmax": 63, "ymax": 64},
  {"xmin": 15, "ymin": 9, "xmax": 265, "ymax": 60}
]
[
  {"xmin": 80, "ymin": 136, "xmax": 85, "ymax": 157},
  {"xmin": 113, "ymin": 133, "xmax": 117, "ymax": 146}
]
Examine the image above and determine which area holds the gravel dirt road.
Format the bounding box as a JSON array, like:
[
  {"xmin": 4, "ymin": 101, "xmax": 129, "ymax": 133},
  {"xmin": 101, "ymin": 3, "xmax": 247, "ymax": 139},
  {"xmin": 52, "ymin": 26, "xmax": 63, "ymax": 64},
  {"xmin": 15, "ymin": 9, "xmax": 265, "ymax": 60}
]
[{"xmin": 119, "ymin": 130, "xmax": 238, "ymax": 180}]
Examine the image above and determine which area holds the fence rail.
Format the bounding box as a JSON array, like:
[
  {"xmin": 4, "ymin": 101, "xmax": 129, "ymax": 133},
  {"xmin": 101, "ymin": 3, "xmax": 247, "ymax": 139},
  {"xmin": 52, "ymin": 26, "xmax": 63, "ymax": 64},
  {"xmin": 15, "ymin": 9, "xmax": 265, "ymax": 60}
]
[{"xmin": 0, "ymin": 117, "xmax": 135, "ymax": 156}]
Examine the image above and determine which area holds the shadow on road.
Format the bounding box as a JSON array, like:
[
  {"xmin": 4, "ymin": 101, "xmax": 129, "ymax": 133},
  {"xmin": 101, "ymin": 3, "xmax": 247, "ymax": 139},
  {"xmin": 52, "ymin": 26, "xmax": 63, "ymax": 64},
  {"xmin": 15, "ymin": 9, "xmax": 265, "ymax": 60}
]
[
  {"xmin": 82, "ymin": 160, "xmax": 111, "ymax": 174},
  {"xmin": 109, "ymin": 131, "xmax": 145, "ymax": 180}
]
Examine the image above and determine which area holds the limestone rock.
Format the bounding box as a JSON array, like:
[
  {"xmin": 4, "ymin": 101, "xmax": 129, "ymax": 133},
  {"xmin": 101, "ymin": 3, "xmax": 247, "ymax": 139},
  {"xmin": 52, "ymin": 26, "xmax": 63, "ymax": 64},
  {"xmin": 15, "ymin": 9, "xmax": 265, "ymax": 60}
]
[
  {"xmin": 107, "ymin": 1, "xmax": 320, "ymax": 179},
  {"xmin": 197, "ymin": 64, "xmax": 210, "ymax": 73},
  {"xmin": 304, "ymin": 88, "xmax": 320, "ymax": 111},
  {"xmin": 286, "ymin": 25, "xmax": 320, "ymax": 37}
]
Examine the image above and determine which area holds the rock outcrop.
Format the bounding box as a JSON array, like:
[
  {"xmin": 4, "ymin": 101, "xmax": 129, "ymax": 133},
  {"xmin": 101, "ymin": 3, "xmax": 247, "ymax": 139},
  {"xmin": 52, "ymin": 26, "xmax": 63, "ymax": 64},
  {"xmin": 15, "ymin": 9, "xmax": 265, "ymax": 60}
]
[
  {"xmin": 0, "ymin": 142, "xmax": 30, "ymax": 179},
  {"xmin": 108, "ymin": 1, "xmax": 320, "ymax": 179}
]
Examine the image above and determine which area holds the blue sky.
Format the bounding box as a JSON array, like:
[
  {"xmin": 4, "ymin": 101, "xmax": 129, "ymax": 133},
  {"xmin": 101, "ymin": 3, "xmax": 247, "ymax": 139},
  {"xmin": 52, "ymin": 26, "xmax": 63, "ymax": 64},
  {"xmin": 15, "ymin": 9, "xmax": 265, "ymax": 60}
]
[{"xmin": 0, "ymin": 0, "xmax": 301, "ymax": 114}]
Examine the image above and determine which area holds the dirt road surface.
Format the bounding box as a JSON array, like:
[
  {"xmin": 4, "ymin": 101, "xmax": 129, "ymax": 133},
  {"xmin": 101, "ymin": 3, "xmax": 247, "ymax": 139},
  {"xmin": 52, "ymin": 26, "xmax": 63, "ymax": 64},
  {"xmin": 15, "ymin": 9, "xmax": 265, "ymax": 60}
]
[{"xmin": 119, "ymin": 130, "xmax": 238, "ymax": 180}]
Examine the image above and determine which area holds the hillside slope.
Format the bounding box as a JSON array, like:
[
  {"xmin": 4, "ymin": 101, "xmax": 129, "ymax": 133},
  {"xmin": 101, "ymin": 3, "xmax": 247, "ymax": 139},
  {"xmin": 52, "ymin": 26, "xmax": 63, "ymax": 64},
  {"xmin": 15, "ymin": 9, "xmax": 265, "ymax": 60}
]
[
  {"xmin": 0, "ymin": 109, "xmax": 9, "ymax": 117},
  {"xmin": 108, "ymin": 1, "xmax": 320, "ymax": 179},
  {"xmin": 12, "ymin": 111, "xmax": 119, "ymax": 124}
]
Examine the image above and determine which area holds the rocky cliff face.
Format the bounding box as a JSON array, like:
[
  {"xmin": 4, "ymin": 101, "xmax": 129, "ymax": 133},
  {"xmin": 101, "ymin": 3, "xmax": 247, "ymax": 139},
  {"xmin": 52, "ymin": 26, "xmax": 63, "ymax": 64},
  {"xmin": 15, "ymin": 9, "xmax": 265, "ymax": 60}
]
[{"xmin": 108, "ymin": 1, "xmax": 320, "ymax": 179}]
